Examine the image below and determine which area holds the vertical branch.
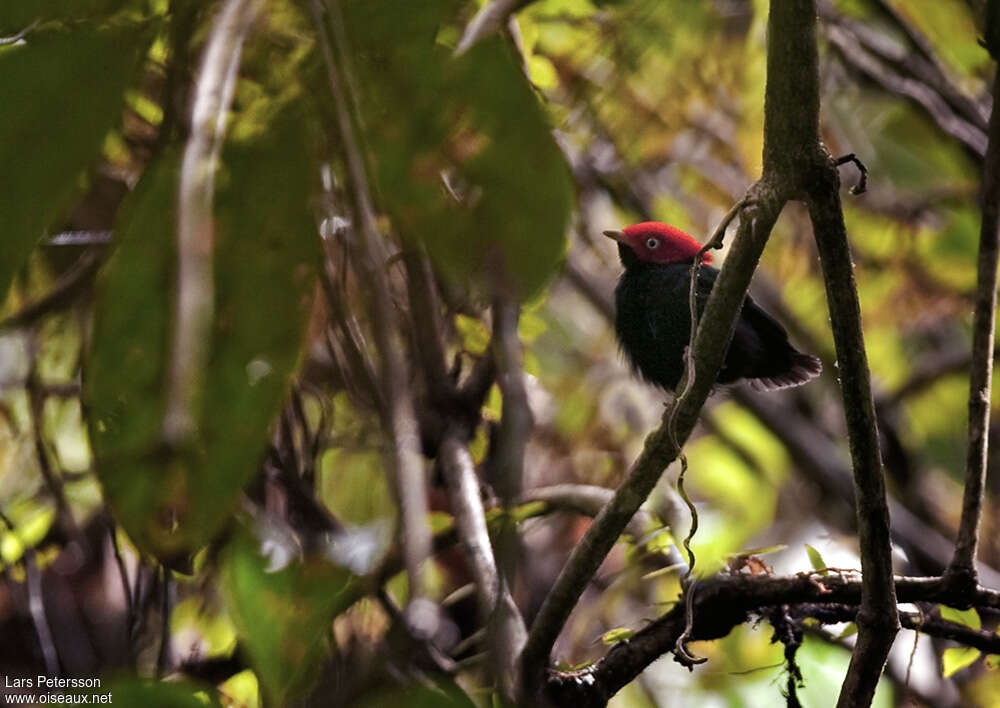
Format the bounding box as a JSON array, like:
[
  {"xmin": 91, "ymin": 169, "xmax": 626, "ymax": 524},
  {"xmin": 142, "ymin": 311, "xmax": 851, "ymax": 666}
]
[
  {"xmin": 492, "ymin": 297, "xmax": 532, "ymax": 504},
  {"xmin": 440, "ymin": 432, "xmax": 527, "ymax": 699},
  {"xmin": 809, "ymin": 182, "xmax": 899, "ymax": 708},
  {"xmin": 165, "ymin": 0, "xmax": 263, "ymax": 445},
  {"xmin": 490, "ymin": 296, "xmax": 532, "ymax": 696},
  {"xmin": 949, "ymin": 59, "xmax": 1000, "ymax": 580},
  {"xmin": 311, "ymin": 0, "xmax": 435, "ymax": 622},
  {"xmin": 763, "ymin": 0, "xmax": 900, "ymax": 700}
]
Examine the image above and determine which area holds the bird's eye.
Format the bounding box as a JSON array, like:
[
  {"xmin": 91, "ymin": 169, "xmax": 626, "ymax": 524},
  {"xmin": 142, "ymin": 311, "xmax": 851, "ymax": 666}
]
[{"xmin": 646, "ymin": 238, "xmax": 660, "ymax": 249}]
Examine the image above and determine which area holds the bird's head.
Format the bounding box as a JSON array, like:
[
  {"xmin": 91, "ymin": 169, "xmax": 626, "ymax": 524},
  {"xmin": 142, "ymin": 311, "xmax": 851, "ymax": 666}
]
[{"xmin": 603, "ymin": 222, "xmax": 711, "ymax": 266}]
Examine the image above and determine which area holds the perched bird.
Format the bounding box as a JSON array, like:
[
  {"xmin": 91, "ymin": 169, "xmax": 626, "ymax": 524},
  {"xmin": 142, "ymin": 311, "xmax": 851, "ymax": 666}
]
[{"xmin": 605, "ymin": 221, "xmax": 822, "ymax": 392}]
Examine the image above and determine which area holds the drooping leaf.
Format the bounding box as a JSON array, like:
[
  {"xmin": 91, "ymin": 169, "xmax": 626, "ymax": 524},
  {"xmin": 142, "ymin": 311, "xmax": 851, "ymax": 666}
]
[
  {"xmin": 222, "ymin": 525, "xmax": 355, "ymax": 705},
  {"xmin": 342, "ymin": 0, "xmax": 573, "ymax": 301},
  {"xmin": 0, "ymin": 25, "xmax": 150, "ymax": 305},
  {"xmin": 85, "ymin": 107, "xmax": 318, "ymax": 561}
]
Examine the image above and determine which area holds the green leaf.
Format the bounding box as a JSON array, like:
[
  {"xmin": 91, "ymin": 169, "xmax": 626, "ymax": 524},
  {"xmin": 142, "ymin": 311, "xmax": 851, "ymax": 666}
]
[
  {"xmin": 356, "ymin": 681, "xmax": 476, "ymax": 708},
  {"xmin": 223, "ymin": 525, "xmax": 356, "ymax": 705},
  {"xmin": 343, "ymin": 0, "xmax": 573, "ymax": 301},
  {"xmin": 0, "ymin": 25, "xmax": 150, "ymax": 304},
  {"xmin": 85, "ymin": 107, "xmax": 318, "ymax": 561},
  {"xmin": 0, "ymin": 1, "xmax": 131, "ymax": 31},
  {"xmin": 805, "ymin": 544, "xmax": 827, "ymax": 575},
  {"xmin": 939, "ymin": 605, "xmax": 981, "ymax": 630},
  {"xmin": 600, "ymin": 627, "xmax": 636, "ymax": 645},
  {"xmin": 942, "ymin": 646, "xmax": 981, "ymax": 678},
  {"xmin": 97, "ymin": 679, "xmax": 222, "ymax": 708},
  {"xmin": 836, "ymin": 622, "xmax": 858, "ymax": 639}
]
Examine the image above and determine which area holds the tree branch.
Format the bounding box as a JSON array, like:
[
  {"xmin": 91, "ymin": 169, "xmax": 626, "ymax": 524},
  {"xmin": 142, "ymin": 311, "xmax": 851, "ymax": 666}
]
[
  {"xmin": 809, "ymin": 173, "xmax": 899, "ymax": 707},
  {"xmin": 544, "ymin": 571, "xmax": 1000, "ymax": 706},
  {"xmin": 165, "ymin": 0, "xmax": 263, "ymax": 445},
  {"xmin": 949, "ymin": 57, "xmax": 1000, "ymax": 580}
]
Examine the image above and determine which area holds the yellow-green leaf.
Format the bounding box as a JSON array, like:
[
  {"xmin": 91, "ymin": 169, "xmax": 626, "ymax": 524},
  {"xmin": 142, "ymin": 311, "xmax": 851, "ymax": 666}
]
[{"xmin": 942, "ymin": 646, "xmax": 980, "ymax": 678}]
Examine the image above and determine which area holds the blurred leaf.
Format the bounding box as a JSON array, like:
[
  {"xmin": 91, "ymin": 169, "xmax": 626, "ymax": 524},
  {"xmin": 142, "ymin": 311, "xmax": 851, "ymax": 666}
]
[
  {"xmin": 600, "ymin": 627, "xmax": 635, "ymax": 645},
  {"xmin": 455, "ymin": 313, "xmax": 490, "ymax": 355},
  {"xmin": 218, "ymin": 670, "xmax": 260, "ymax": 708},
  {"xmin": 98, "ymin": 678, "xmax": 221, "ymax": 708},
  {"xmin": 805, "ymin": 544, "xmax": 828, "ymax": 575},
  {"xmin": 0, "ymin": 25, "xmax": 150, "ymax": 304},
  {"xmin": 940, "ymin": 605, "xmax": 982, "ymax": 630},
  {"xmin": 344, "ymin": 0, "xmax": 573, "ymax": 301},
  {"xmin": 356, "ymin": 681, "xmax": 477, "ymax": 708},
  {"xmin": 836, "ymin": 623, "xmax": 858, "ymax": 639},
  {"xmin": 86, "ymin": 107, "xmax": 318, "ymax": 561},
  {"xmin": 987, "ymin": 654, "xmax": 1000, "ymax": 671},
  {"xmin": 0, "ymin": 0, "xmax": 132, "ymax": 31},
  {"xmin": 943, "ymin": 646, "xmax": 981, "ymax": 678},
  {"xmin": 223, "ymin": 525, "xmax": 356, "ymax": 705}
]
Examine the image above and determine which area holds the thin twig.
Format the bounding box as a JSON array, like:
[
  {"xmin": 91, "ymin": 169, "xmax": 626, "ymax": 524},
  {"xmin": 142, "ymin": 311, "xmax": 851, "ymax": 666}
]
[
  {"xmin": 25, "ymin": 548, "xmax": 60, "ymax": 677},
  {"xmin": 109, "ymin": 524, "xmax": 135, "ymax": 661},
  {"xmin": 0, "ymin": 19, "xmax": 38, "ymax": 46},
  {"xmin": 156, "ymin": 566, "xmax": 171, "ymax": 676},
  {"xmin": 949, "ymin": 67, "xmax": 1000, "ymax": 581},
  {"xmin": 0, "ymin": 249, "xmax": 103, "ymax": 331},
  {"xmin": 165, "ymin": 0, "xmax": 263, "ymax": 446},
  {"xmin": 834, "ymin": 153, "xmax": 868, "ymax": 195}
]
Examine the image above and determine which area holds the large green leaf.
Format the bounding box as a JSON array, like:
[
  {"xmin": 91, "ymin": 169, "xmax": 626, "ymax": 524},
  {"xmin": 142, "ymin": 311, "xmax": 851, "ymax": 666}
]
[
  {"xmin": 94, "ymin": 679, "xmax": 222, "ymax": 708},
  {"xmin": 342, "ymin": 0, "xmax": 573, "ymax": 301},
  {"xmin": 85, "ymin": 108, "xmax": 319, "ymax": 561},
  {"xmin": 222, "ymin": 525, "xmax": 355, "ymax": 705},
  {"xmin": 0, "ymin": 26, "xmax": 148, "ymax": 304}
]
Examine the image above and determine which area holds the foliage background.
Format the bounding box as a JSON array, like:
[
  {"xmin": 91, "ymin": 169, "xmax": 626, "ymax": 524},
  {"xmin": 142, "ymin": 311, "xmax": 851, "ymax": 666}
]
[{"xmin": 0, "ymin": 0, "xmax": 998, "ymax": 706}]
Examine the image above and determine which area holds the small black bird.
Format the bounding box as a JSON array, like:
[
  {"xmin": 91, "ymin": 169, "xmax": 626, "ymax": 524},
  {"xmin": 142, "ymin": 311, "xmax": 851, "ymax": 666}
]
[{"xmin": 605, "ymin": 221, "xmax": 821, "ymax": 392}]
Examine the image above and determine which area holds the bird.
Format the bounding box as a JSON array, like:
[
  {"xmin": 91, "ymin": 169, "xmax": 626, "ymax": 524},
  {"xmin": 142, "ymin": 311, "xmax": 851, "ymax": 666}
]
[{"xmin": 604, "ymin": 221, "xmax": 822, "ymax": 392}]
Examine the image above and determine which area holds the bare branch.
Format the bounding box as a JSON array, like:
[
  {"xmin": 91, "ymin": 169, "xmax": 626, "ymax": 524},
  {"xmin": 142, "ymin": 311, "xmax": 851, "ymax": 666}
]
[
  {"xmin": 440, "ymin": 432, "xmax": 527, "ymax": 699},
  {"xmin": 949, "ymin": 67, "xmax": 1000, "ymax": 579},
  {"xmin": 166, "ymin": 0, "xmax": 263, "ymax": 445},
  {"xmin": 546, "ymin": 571, "xmax": 1000, "ymax": 706},
  {"xmin": 809, "ymin": 172, "xmax": 899, "ymax": 708}
]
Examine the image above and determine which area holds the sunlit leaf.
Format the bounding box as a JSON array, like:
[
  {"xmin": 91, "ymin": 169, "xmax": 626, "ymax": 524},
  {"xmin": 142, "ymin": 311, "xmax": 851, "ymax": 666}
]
[
  {"xmin": 805, "ymin": 544, "xmax": 828, "ymax": 575},
  {"xmin": 0, "ymin": 25, "xmax": 150, "ymax": 304},
  {"xmin": 942, "ymin": 646, "xmax": 981, "ymax": 678},
  {"xmin": 836, "ymin": 623, "xmax": 858, "ymax": 639},
  {"xmin": 939, "ymin": 605, "xmax": 981, "ymax": 630},
  {"xmin": 600, "ymin": 627, "xmax": 635, "ymax": 645}
]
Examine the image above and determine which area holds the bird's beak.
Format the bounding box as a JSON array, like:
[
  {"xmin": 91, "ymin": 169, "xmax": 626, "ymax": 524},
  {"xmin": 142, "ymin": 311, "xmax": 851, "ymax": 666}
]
[{"xmin": 603, "ymin": 229, "xmax": 626, "ymax": 243}]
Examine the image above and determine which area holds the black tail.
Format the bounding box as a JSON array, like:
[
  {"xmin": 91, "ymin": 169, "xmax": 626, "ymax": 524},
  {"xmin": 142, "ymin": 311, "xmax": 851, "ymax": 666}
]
[{"xmin": 748, "ymin": 352, "xmax": 822, "ymax": 391}]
